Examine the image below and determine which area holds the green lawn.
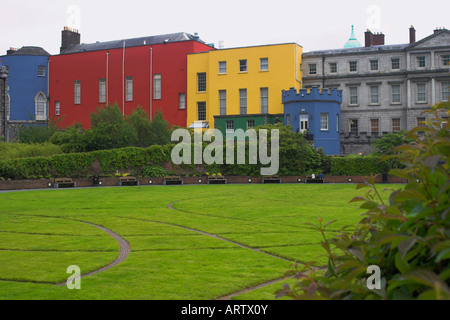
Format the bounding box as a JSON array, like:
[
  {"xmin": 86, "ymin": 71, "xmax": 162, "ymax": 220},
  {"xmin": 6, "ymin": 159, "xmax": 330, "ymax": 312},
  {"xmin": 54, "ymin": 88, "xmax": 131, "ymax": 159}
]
[{"xmin": 0, "ymin": 184, "xmax": 401, "ymax": 300}]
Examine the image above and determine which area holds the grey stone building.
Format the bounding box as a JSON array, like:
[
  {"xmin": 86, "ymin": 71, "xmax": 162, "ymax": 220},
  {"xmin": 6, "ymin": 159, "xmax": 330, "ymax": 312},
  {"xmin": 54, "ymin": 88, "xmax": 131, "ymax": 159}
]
[{"xmin": 302, "ymin": 26, "xmax": 450, "ymax": 155}]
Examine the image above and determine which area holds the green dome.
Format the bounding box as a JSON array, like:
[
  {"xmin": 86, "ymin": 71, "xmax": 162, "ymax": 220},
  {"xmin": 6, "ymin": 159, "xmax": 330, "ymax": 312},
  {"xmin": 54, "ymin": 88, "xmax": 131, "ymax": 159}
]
[{"xmin": 344, "ymin": 25, "xmax": 362, "ymax": 48}]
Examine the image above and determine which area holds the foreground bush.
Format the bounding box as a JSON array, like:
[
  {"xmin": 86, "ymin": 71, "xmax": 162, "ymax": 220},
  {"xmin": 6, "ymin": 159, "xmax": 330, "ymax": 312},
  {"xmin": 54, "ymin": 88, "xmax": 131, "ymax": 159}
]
[{"xmin": 277, "ymin": 103, "xmax": 450, "ymax": 300}]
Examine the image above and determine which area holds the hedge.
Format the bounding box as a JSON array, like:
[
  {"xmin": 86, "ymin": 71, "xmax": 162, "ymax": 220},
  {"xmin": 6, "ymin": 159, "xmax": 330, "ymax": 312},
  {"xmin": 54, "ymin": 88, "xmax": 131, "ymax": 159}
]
[
  {"xmin": 330, "ymin": 156, "xmax": 389, "ymax": 176},
  {"xmin": 0, "ymin": 146, "xmax": 172, "ymax": 180}
]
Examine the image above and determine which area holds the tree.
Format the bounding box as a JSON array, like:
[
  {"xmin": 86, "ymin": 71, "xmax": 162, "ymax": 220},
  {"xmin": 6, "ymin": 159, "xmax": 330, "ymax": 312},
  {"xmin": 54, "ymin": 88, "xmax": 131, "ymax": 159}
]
[
  {"xmin": 126, "ymin": 106, "xmax": 153, "ymax": 147},
  {"xmin": 86, "ymin": 103, "xmax": 137, "ymax": 151},
  {"xmin": 372, "ymin": 131, "xmax": 414, "ymax": 155},
  {"xmin": 148, "ymin": 110, "xmax": 172, "ymax": 146}
]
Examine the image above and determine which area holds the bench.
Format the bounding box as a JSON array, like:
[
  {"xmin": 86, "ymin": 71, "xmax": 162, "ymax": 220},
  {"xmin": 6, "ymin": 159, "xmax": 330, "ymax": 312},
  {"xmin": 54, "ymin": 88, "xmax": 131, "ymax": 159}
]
[
  {"xmin": 164, "ymin": 176, "xmax": 183, "ymax": 185},
  {"xmin": 306, "ymin": 176, "xmax": 324, "ymax": 184},
  {"xmin": 208, "ymin": 175, "xmax": 227, "ymax": 185},
  {"xmin": 54, "ymin": 178, "xmax": 76, "ymax": 188},
  {"xmin": 262, "ymin": 175, "xmax": 282, "ymax": 184},
  {"xmin": 119, "ymin": 176, "xmax": 139, "ymax": 186}
]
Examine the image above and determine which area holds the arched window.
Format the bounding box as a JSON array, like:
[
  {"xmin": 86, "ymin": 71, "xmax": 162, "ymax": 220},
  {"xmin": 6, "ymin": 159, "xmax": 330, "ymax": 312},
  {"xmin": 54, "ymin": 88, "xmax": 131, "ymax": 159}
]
[
  {"xmin": 38, "ymin": 65, "xmax": 46, "ymax": 77},
  {"xmin": 35, "ymin": 92, "xmax": 47, "ymax": 121}
]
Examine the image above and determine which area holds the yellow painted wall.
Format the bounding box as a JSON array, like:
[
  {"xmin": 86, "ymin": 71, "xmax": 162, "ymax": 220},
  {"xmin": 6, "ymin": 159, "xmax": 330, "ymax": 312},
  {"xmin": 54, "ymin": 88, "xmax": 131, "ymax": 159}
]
[{"xmin": 187, "ymin": 43, "xmax": 303, "ymax": 128}]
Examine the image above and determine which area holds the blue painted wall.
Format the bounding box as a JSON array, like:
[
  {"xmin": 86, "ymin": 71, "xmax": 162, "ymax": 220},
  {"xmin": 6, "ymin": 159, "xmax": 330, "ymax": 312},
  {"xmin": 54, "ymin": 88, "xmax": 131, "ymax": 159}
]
[
  {"xmin": 0, "ymin": 54, "xmax": 49, "ymax": 122},
  {"xmin": 282, "ymin": 87, "xmax": 343, "ymax": 155}
]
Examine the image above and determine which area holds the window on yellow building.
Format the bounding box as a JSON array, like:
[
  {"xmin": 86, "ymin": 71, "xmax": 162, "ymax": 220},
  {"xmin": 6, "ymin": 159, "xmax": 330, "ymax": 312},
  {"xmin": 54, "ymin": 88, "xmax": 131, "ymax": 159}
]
[
  {"xmin": 239, "ymin": 60, "xmax": 247, "ymax": 72},
  {"xmin": 260, "ymin": 88, "xmax": 268, "ymax": 114},
  {"xmin": 219, "ymin": 90, "xmax": 227, "ymax": 116},
  {"xmin": 197, "ymin": 73, "xmax": 206, "ymax": 92},
  {"xmin": 260, "ymin": 58, "xmax": 268, "ymax": 71},
  {"xmin": 219, "ymin": 61, "xmax": 227, "ymax": 74},
  {"xmin": 197, "ymin": 102, "xmax": 206, "ymax": 121},
  {"xmin": 240, "ymin": 89, "xmax": 247, "ymax": 115}
]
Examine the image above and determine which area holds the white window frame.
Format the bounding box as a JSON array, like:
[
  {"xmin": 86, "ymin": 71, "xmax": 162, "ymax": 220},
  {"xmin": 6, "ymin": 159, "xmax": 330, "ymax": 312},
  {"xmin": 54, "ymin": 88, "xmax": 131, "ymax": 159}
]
[
  {"xmin": 126, "ymin": 76, "xmax": 133, "ymax": 101},
  {"xmin": 349, "ymin": 119, "xmax": 358, "ymax": 135},
  {"xmin": 74, "ymin": 80, "xmax": 81, "ymax": 105},
  {"xmin": 99, "ymin": 78, "xmax": 106, "ymax": 103},
  {"xmin": 442, "ymin": 83, "xmax": 450, "ymax": 101},
  {"xmin": 247, "ymin": 120, "xmax": 255, "ymax": 129},
  {"xmin": 329, "ymin": 62, "xmax": 337, "ymax": 74},
  {"xmin": 370, "ymin": 59, "xmax": 379, "ymax": 71},
  {"xmin": 179, "ymin": 93, "xmax": 186, "ymax": 110},
  {"xmin": 370, "ymin": 86, "xmax": 380, "ymax": 105},
  {"xmin": 336, "ymin": 114, "xmax": 340, "ymax": 132},
  {"xmin": 391, "ymin": 84, "xmax": 401, "ymax": 104},
  {"xmin": 218, "ymin": 61, "xmax": 227, "ymax": 74},
  {"xmin": 239, "ymin": 89, "xmax": 247, "ymax": 115},
  {"xmin": 35, "ymin": 91, "xmax": 47, "ymax": 121},
  {"xmin": 260, "ymin": 58, "xmax": 269, "ymax": 71},
  {"xmin": 417, "ymin": 56, "xmax": 426, "ymax": 69},
  {"xmin": 154, "ymin": 74, "xmax": 161, "ymax": 100},
  {"xmin": 309, "ymin": 64, "xmax": 317, "ymax": 75},
  {"xmin": 370, "ymin": 118, "xmax": 380, "ymax": 135},
  {"xmin": 260, "ymin": 87, "xmax": 268, "ymax": 114},
  {"xmin": 55, "ymin": 101, "xmax": 60, "ymax": 116},
  {"xmin": 349, "ymin": 87, "xmax": 358, "ymax": 105},
  {"xmin": 442, "ymin": 55, "xmax": 450, "ymax": 67},
  {"xmin": 417, "ymin": 83, "xmax": 427, "ymax": 103},
  {"xmin": 6, "ymin": 92, "xmax": 10, "ymax": 121},
  {"xmin": 391, "ymin": 58, "xmax": 400, "ymax": 70},
  {"xmin": 37, "ymin": 65, "xmax": 46, "ymax": 77},
  {"xmin": 239, "ymin": 60, "xmax": 247, "ymax": 73},
  {"xmin": 349, "ymin": 61, "xmax": 358, "ymax": 73},
  {"xmin": 320, "ymin": 113, "xmax": 329, "ymax": 131},
  {"xmin": 226, "ymin": 120, "xmax": 234, "ymax": 133},
  {"xmin": 219, "ymin": 90, "xmax": 227, "ymax": 116}
]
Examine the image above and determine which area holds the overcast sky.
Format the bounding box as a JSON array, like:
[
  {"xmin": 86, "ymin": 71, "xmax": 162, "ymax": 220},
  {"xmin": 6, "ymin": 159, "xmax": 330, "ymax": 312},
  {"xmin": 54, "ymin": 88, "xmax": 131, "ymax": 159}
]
[{"xmin": 1, "ymin": 0, "xmax": 448, "ymax": 56}]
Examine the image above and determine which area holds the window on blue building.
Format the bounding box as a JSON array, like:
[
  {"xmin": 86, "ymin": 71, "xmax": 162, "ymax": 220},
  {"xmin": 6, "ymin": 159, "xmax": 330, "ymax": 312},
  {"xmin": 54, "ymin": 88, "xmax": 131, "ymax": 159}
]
[
  {"xmin": 320, "ymin": 113, "xmax": 329, "ymax": 131},
  {"xmin": 35, "ymin": 92, "xmax": 47, "ymax": 121},
  {"xmin": 38, "ymin": 65, "xmax": 46, "ymax": 77},
  {"xmin": 6, "ymin": 93, "xmax": 10, "ymax": 121}
]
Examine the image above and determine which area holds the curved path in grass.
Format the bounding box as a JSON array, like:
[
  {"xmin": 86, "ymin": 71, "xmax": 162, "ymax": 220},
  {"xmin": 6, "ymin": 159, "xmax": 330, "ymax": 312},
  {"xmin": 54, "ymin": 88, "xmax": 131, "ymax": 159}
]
[
  {"xmin": 167, "ymin": 201, "xmax": 295, "ymax": 300},
  {"xmin": 0, "ymin": 217, "xmax": 130, "ymax": 286},
  {"xmin": 56, "ymin": 219, "xmax": 131, "ymax": 286}
]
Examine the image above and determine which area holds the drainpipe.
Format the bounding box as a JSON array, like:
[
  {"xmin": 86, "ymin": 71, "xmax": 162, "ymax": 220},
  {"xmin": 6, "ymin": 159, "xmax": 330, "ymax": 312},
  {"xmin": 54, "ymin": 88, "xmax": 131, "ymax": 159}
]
[
  {"xmin": 106, "ymin": 51, "xmax": 109, "ymax": 106},
  {"xmin": 150, "ymin": 46, "xmax": 153, "ymax": 121},
  {"xmin": 322, "ymin": 56, "xmax": 326, "ymax": 90},
  {"xmin": 47, "ymin": 58, "xmax": 50, "ymax": 125},
  {"xmin": 122, "ymin": 41, "xmax": 126, "ymax": 116}
]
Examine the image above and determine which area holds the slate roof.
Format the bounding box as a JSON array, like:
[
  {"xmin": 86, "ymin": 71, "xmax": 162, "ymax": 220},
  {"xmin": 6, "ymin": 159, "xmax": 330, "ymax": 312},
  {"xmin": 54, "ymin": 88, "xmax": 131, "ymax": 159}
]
[
  {"xmin": 61, "ymin": 32, "xmax": 204, "ymax": 54},
  {"xmin": 10, "ymin": 46, "xmax": 50, "ymax": 56}
]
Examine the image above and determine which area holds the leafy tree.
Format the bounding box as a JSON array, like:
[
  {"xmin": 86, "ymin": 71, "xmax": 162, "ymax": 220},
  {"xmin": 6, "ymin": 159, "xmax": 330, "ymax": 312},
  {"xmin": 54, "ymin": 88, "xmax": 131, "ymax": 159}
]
[
  {"xmin": 276, "ymin": 102, "xmax": 450, "ymax": 300},
  {"xmin": 148, "ymin": 110, "xmax": 172, "ymax": 146},
  {"xmin": 86, "ymin": 103, "xmax": 137, "ymax": 151},
  {"xmin": 372, "ymin": 131, "xmax": 414, "ymax": 155},
  {"xmin": 126, "ymin": 106, "xmax": 153, "ymax": 147}
]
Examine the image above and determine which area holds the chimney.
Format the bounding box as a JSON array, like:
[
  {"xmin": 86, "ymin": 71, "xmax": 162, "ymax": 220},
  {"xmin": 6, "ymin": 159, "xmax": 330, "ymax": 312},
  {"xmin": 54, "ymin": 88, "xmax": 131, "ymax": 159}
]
[
  {"xmin": 409, "ymin": 26, "xmax": 416, "ymax": 44},
  {"xmin": 373, "ymin": 32, "xmax": 385, "ymax": 46},
  {"xmin": 60, "ymin": 27, "xmax": 81, "ymax": 53},
  {"xmin": 6, "ymin": 47, "xmax": 18, "ymax": 55},
  {"xmin": 365, "ymin": 30, "xmax": 373, "ymax": 47}
]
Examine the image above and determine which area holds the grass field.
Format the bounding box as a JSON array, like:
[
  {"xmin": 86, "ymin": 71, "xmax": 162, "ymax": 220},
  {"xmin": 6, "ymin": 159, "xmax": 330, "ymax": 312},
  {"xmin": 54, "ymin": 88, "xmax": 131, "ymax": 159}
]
[{"xmin": 0, "ymin": 183, "xmax": 399, "ymax": 300}]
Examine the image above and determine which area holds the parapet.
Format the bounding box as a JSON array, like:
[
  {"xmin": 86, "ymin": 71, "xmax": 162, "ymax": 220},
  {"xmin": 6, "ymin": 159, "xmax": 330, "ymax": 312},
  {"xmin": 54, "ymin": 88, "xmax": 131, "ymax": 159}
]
[{"xmin": 282, "ymin": 87, "xmax": 343, "ymax": 104}]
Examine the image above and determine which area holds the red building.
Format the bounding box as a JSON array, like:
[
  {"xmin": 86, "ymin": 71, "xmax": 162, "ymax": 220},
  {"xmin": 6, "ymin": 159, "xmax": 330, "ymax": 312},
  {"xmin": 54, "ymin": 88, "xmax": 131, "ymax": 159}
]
[{"xmin": 49, "ymin": 28, "xmax": 214, "ymax": 128}]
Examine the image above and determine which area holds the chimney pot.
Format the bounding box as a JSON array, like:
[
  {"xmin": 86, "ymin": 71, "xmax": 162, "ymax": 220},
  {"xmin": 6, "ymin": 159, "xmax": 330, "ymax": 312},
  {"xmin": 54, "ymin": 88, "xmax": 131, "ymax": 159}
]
[
  {"xmin": 60, "ymin": 27, "xmax": 81, "ymax": 53},
  {"xmin": 409, "ymin": 26, "xmax": 416, "ymax": 44}
]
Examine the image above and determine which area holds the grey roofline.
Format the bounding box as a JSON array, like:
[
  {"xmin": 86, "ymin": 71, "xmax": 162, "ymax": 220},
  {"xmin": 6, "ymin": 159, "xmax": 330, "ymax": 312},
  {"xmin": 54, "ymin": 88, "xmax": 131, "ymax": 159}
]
[
  {"xmin": 3, "ymin": 46, "xmax": 51, "ymax": 57},
  {"xmin": 187, "ymin": 42, "xmax": 302, "ymax": 55},
  {"xmin": 60, "ymin": 32, "xmax": 207, "ymax": 55}
]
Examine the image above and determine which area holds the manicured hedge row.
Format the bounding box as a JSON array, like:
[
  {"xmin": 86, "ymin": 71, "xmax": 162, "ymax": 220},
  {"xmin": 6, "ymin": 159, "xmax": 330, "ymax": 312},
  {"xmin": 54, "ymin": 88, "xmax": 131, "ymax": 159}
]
[
  {"xmin": 330, "ymin": 156, "xmax": 389, "ymax": 176},
  {"xmin": 0, "ymin": 146, "xmax": 173, "ymax": 180}
]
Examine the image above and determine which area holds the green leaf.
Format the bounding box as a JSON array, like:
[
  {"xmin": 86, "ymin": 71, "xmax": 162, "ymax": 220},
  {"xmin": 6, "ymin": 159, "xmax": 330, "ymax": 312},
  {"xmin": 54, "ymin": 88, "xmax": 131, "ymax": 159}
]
[{"xmin": 395, "ymin": 252, "xmax": 412, "ymax": 274}]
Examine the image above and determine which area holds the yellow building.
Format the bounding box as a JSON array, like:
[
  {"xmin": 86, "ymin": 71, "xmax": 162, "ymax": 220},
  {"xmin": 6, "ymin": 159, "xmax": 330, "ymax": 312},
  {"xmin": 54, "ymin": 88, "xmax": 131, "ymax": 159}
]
[{"xmin": 186, "ymin": 43, "xmax": 303, "ymax": 133}]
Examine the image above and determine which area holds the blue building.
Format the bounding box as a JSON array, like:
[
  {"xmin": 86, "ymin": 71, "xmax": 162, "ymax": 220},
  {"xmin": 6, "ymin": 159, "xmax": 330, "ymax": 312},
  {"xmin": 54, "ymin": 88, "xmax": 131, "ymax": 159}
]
[
  {"xmin": 282, "ymin": 87, "xmax": 343, "ymax": 155},
  {"xmin": 0, "ymin": 47, "xmax": 50, "ymax": 126}
]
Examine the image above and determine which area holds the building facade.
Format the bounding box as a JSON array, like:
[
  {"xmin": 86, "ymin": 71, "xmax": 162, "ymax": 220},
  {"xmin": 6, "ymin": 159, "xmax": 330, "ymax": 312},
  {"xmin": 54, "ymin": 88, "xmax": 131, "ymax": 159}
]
[
  {"xmin": 186, "ymin": 43, "xmax": 303, "ymax": 134},
  {"xmin": 49, "ymin": 28, "xmax": 215, "ymax": 129},
  {"xmin": 0, "ymin": 46, "xmax": 50, "ymax": 140},
  {"xmin": 282, "ymin": 87, "xmax": 343, "ymax": 155},
  {"xmin": 302, "ymin": 27, "xmax": 450, "ymax": 155}
]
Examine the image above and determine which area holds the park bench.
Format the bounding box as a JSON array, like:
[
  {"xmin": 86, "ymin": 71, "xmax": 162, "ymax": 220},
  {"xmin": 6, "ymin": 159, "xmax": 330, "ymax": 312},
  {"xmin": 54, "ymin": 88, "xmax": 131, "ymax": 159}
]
[
  {"xmin": 119, "ymin": 176, "xmax": 139, "ymax": 186},
  {"xmin": 54, "ymin": 178, "xmax": 76, "ymax": 188},
  {"xmin": 164, "ymin": 176, "xmax": 183, "ymax": 185},
  {"xmin": 208, "ymin": 175, "xmax": 227, "ymax": 185},
  {"xmin": 262, "ymin": 175, "xmax": 282, "ymax": 184},
  {"xmin": 306, "ymin": 176, "xmax": 324, "ymax": 184}
]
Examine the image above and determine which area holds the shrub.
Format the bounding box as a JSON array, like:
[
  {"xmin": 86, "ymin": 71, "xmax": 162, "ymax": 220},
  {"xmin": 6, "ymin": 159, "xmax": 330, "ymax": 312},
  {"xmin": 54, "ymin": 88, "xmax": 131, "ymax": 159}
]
[
  {"xmin": 0, "ymin": 142, "xmax": 63, "ymax": 161},
  {"xmin": 330, "ymin": 156, "xmax": 389, "ymax": 176},
  {"xmin": 276, "ymin": 103, "xmax": 450, "ymax": 300}
]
